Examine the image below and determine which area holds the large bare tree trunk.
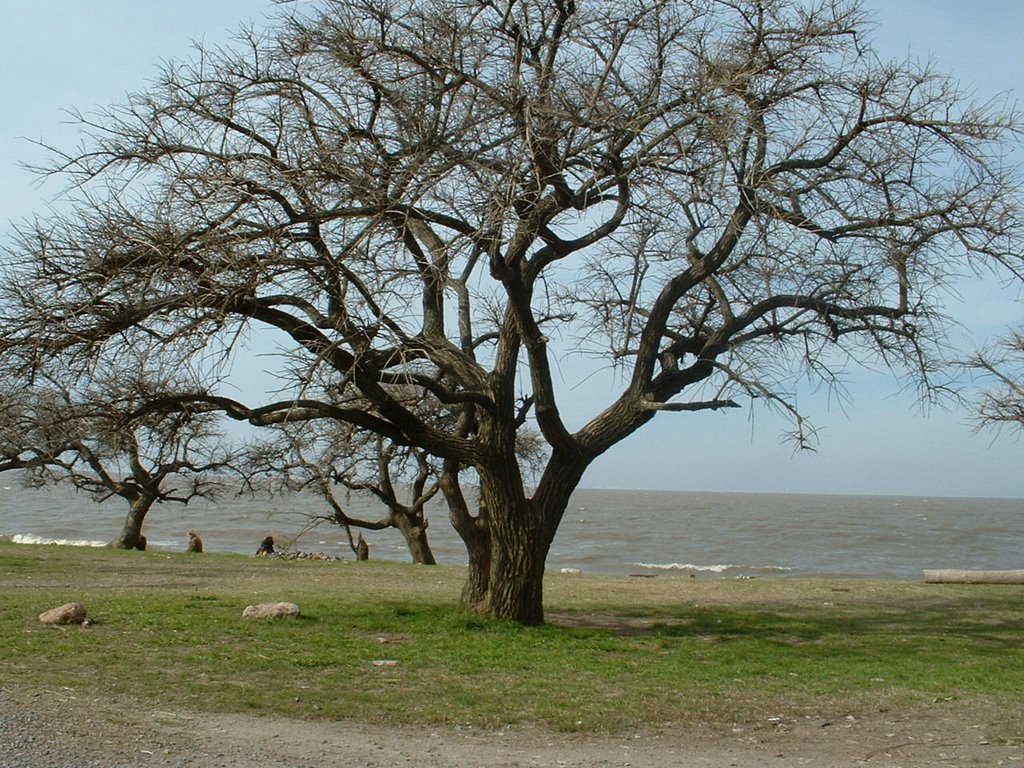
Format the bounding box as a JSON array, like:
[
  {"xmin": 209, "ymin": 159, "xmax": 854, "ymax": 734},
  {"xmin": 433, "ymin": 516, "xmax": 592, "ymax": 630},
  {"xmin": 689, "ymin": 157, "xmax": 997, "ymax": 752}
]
[
  {"xmin": 482, "ymin": 455, "xmax": 590, "ymax": 623},
  {"xmin": 485, "ymin": 516, "xmax": 548, "ymax": 624},
  {"xmin": 479, "ymin": 473, "xmax": 553, "ymax": 625}
]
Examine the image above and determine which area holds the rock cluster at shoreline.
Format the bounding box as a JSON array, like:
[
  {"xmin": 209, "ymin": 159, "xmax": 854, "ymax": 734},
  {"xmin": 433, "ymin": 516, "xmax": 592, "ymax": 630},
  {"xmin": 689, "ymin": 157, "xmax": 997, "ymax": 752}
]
[{"xmin": 258, "ymin": 550, "xmax": 340, "ymax": 561}]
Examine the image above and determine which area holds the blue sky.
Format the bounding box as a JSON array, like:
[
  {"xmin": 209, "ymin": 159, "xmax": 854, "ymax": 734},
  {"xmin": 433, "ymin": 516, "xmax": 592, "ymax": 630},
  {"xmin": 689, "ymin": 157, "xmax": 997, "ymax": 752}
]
[{"xmin": 1, "ymin": 1, "xmax": 1023, "ymax": 498}]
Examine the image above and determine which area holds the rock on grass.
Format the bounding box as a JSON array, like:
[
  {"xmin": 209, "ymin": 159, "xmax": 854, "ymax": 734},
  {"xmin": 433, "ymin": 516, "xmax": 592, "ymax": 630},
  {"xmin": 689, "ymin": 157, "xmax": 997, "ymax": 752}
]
[
  {"xmin": 242, "ymin": 602, "xmax": 300, "ymax": 619},
  {"xmin": 38, "ymin": 603, "xmax": 87, "ymax": 625}
]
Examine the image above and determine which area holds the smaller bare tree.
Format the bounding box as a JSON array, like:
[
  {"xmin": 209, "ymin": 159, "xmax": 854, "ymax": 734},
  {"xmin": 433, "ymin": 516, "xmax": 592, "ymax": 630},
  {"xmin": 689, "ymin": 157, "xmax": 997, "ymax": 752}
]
[
  {"xmin": 245, "ymin": 418, "xmax": 440, "ymax": 563},
  {"xmin": 0, "ymin": 369, "xmax": 238, "ymax": 550}
]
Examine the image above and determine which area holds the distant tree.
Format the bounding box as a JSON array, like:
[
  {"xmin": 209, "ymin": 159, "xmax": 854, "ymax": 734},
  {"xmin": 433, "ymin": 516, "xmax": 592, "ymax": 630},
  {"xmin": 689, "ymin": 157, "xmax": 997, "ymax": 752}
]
[
  {"xmin": 0, "ymin": 367, "xmax": 238, "ymax": 550},
  {"xmin": 245, "ymin": 418, "xmax": 442, "ymax": 564},
  {"xmin": 243, "ymin": 377, "xmax": 546, "ymax": 567},
  {"xmin": 2, "ymin": 0, "xmax": 1021, "ymax": 621},
  {"xmin": 970, "ymin": 329, "xmax": 1024, "ymax": 430}
]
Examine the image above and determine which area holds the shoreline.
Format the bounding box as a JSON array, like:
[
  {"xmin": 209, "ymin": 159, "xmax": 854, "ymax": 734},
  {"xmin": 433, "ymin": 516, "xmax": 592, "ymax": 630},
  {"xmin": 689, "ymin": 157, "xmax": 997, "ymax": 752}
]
[
  {"xmin": 3, "ymin": 535, "xmax": 986, "ymax": 583},
  {"xmin": 3, "ymin": 535, "xmax": 935, "ymax": 581}
]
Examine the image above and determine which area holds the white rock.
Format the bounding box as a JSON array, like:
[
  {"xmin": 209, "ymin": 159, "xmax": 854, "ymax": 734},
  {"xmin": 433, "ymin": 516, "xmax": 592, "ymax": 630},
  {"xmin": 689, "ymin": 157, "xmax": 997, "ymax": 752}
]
[{"xmin": 242, "ymin": 602, "xmax": 301, "ymax": 619}]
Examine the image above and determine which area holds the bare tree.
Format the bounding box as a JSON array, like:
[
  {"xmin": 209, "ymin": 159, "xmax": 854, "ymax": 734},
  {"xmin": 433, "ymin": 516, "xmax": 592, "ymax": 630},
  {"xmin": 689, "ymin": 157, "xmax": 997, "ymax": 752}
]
[
  {"xmin": 3, "ymin": 0, "xmax": 1021, "ymax": 622},
  {"xmin": 0, "ymin": 368, "xmax": 238, "ymax": 549},
  {"xmin": 245, "ymin": 418, "xmax": 442, "ymax": 564},
  {"xmin": 970, "ymin": 329, "xmax": 1024, "ymax": 430},
  {"xmin": 243, "ymin": 380, "xmax": 546, "ymax": 566}
]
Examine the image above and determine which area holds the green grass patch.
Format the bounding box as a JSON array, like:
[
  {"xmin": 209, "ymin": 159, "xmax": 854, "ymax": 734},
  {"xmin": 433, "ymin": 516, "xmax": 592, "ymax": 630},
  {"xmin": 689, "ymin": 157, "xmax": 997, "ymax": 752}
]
[{"xmin": 2, "ymin": 541, "xmax": 1022, "ymax": 733}]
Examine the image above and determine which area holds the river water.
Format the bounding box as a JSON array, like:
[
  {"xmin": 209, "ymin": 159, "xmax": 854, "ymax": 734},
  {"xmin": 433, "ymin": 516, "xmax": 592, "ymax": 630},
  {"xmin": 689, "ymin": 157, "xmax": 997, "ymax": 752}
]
[{"xmin": 1, "ymin": 479, "xmax": 1021, "ymax": 579}]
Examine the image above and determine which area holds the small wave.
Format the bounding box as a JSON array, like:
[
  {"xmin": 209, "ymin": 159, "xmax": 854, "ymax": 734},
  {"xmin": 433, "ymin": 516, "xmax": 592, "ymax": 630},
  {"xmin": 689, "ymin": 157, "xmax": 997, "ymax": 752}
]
[
  {"xmin": 10, "ymin": 534, "xmax": 108, "ymax": 548},
  {"xmin": 632, "ymin": 562, "xmax": 793, "ymax": 574}
]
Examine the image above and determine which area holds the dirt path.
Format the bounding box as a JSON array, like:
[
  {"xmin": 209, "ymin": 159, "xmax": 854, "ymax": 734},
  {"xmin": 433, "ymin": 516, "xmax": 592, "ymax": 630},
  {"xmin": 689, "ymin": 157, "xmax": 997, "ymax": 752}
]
[{"xmin": 3, "ymin": 687, "xmax": 1020, "ymax": 768}]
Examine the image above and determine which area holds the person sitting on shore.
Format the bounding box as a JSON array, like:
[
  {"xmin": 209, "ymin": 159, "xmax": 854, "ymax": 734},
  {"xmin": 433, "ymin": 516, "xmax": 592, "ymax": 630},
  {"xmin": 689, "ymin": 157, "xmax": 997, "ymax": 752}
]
[
  {"xmin": 186, "ymin": 530, "xmax": 204, "ymax": 553},
  {"xmin": 256, "ymin": 535, "xmax": 275, "ymax": 556}
]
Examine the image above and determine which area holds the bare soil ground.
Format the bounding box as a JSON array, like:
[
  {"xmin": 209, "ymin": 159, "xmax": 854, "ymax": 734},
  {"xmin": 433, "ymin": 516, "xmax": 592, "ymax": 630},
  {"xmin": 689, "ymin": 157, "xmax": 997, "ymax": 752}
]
[{"xmin": 4, "ymin": 686, "xmax": 1020, "ymax": 768}]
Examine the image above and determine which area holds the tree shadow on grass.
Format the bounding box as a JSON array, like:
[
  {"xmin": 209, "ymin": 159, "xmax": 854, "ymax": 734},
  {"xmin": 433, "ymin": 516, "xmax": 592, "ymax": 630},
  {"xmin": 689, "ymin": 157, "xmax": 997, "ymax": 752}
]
[{"xmin": 547, "ymin": 592, "xmax": 1024, "ymax": 650}]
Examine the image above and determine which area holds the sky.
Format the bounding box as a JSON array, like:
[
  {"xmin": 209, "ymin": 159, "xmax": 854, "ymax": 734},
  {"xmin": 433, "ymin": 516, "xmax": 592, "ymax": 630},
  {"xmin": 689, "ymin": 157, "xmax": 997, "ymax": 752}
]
[{"xmin": 1, "ymin": 1, "xmax": 1023, "ymax": 499}]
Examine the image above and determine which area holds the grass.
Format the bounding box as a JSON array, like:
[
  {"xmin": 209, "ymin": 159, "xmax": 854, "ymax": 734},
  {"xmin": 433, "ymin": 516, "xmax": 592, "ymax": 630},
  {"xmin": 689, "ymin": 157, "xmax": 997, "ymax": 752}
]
[{"xmin": 2, "ymin": 541, "xmax": 1023, "ymax": 734}]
